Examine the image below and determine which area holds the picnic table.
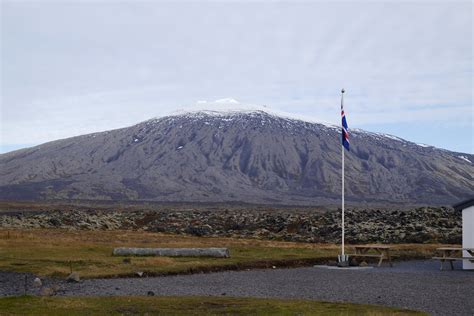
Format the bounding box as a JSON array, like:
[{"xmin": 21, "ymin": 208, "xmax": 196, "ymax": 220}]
[
  {"xmin": 432, "ymin": 247, "xmax": 474, "ymax": 270},
  {"xmin": 350, "ymin": 245, "xmax": 393, "ymax": 267}
]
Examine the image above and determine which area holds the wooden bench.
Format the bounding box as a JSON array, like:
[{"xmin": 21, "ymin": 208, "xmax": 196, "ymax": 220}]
[
  {"xmin": 432, "ymin": 248, "xmax": 474, "ymax": 270},
  {"xmin": 349, "ymin": 245, "xmax": 393, "ymax": 267}
]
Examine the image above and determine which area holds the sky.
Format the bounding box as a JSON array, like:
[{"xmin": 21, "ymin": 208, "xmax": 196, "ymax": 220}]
[{"xmin": 1, "ymin": 1, "xmax": 472, "ymax": 154}]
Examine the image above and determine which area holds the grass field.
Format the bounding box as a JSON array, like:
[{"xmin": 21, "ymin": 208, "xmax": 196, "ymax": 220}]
[
  {"xmin": 0, "ymin": 296, "xmax": 425, "ymax": 315},
  {"xmin": 0, "ymin": 229, "xmax": 453, "ymax": 278}
]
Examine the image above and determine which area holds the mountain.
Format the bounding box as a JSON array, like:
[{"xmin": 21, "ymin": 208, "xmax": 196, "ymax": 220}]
[{"xmin": 0, "ymin": 108, "xmax": 472, "ymax": 205}]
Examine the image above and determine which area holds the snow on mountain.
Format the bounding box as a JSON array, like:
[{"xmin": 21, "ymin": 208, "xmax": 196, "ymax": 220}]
[
  {"xmin": 167, "ymin": 98, "xmax": 338, "ymax": 130},
  {"xmin": 458, "ymin": 155, "xmax": 472, "ymax": 163},
  {"xmin": 417, "ymin": 143, "xmax": 431, "ymax": 148}
]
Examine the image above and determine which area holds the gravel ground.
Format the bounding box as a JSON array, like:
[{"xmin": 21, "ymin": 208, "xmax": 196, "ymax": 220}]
[{"xmin": 1, "ymin": 261, "xmax": 473, "ymax": 315}]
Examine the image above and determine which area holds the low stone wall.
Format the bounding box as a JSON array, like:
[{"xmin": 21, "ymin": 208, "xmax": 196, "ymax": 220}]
[{"xmin": 0, "ymin": 207, "xmax": 461, "ymax": 244}]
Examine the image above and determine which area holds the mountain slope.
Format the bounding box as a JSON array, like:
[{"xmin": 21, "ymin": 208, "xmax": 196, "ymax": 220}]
[{"xmin": 0, "ymin": 110, "xmax": 472, "ymax": 205}]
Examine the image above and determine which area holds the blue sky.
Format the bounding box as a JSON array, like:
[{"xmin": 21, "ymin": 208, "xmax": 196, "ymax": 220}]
[{"xmin": 1, "ymin": 1, "xmax": 472, "ymax": 154}]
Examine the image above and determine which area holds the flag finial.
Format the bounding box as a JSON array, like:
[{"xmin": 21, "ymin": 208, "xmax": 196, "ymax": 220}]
[{"xmin": 341, "ymin": 88, "xmax": 345, "ymax": 94}]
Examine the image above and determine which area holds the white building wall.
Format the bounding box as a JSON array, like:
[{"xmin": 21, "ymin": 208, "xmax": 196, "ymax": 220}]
[{"xmin": 462, "ymin": 205, "xmax": 474, "ymax": 270}]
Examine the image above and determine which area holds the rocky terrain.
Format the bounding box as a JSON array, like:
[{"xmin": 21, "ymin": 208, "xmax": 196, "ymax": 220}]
[
  {"xmin": 1, "ymin": 109, "xmax": 472, "ymax": 205},
  {"xmin": 0, "ymin": 207, "xmax": 461, "ymax": 244}
]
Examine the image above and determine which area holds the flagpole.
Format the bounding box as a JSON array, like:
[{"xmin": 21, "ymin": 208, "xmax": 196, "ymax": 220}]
[{"xmin": 341, "ymin": 89, "xmax": 345, "ymax": 258}]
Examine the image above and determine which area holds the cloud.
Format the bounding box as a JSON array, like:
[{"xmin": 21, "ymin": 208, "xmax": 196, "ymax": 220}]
[{"xmin": 1, "ymin": 1, "xmax": 472, "ymax": 152}]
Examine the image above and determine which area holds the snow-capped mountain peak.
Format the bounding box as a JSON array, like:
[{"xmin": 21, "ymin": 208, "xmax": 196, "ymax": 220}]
[{"xmin": 167, "ymin": 99, "xmax": 338, "ymax": 129}]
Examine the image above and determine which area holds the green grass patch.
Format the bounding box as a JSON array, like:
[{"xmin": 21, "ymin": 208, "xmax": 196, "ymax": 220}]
[
  {"xmin": 0, "ymin": 229, "xmax": 451, "ymax": 279},
  {"xmin": 0, "ymin": 296, "xmax": 426, "ymax": 315},
  {"xmin": 0, "ymin": 229, "xmax": 337, "ymax": 278}
]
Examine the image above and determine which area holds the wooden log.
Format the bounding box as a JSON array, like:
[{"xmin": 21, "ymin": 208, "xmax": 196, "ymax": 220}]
[{"xmin": 112, "ymin": 247, "xmax": 230, "ymax": 258}]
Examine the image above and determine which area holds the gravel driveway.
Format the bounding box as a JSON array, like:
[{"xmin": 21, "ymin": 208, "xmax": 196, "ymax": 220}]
[{"xmin": 2, "ymin": 261, "xmax": 473, "ymax": 315}]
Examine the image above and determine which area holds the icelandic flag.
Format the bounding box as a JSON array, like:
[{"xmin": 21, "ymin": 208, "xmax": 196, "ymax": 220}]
[{"xmin": 341, "ymin": 99, "xmax": 350, "ymax": 151}]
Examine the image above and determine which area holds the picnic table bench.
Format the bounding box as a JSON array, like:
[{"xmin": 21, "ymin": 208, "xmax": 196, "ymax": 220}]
[
  {"xmin": 349, "ymin": 245, "xmax": 393, "ymax": 267},
  {"xmin": 432, "ymin": 247, "xmax": 474, "ymax": 270}
]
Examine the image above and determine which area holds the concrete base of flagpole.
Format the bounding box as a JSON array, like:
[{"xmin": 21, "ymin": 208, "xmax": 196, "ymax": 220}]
[
  {"xmin": 313, "ymin": 265, "xmax": 373, "ymax": 270},
  {"xmin": 337, "ymin": 254, "xmax": 350, "ymax": 267}
]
